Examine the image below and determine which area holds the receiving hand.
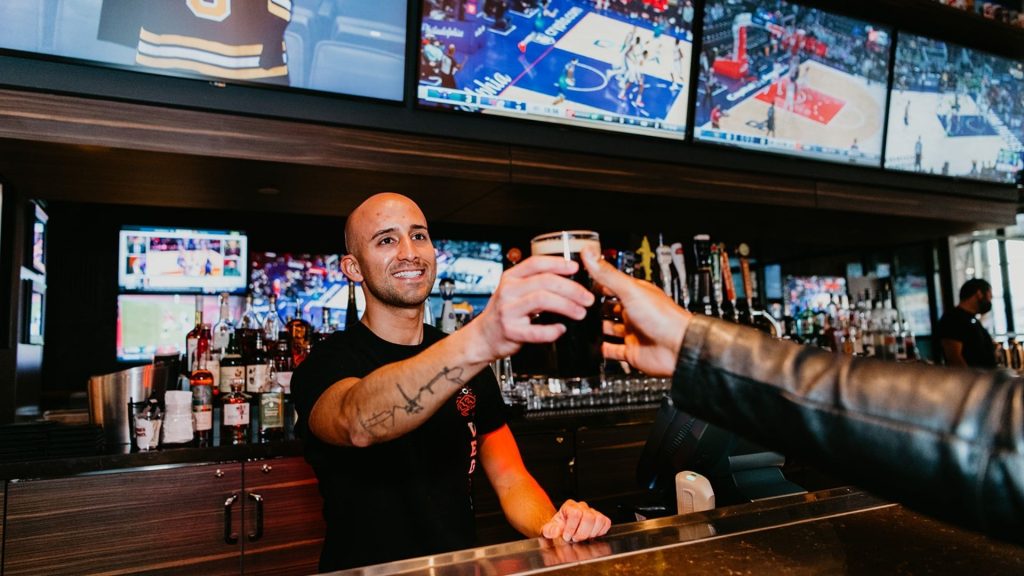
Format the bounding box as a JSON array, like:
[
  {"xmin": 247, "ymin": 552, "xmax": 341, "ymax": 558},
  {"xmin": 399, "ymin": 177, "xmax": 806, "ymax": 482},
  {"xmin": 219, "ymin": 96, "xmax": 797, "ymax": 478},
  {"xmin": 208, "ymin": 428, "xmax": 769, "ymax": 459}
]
[
  {"xmin": 540, "ymin": 499, "xmax": 611, "ymax": 543},
  {"xmin": 582, "ymin": 246, "xmax": 690, "ymax": 377},
  {"xmin": 470, "ymin": 255, "xmax": 595, "ymax": 361}
]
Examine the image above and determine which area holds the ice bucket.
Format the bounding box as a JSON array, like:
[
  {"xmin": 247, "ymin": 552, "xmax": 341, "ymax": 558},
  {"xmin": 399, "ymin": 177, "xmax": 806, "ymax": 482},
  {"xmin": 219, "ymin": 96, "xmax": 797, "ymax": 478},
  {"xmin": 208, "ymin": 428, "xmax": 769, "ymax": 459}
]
[{"xmin": 88, "ymin": 364, "xmax": 169, "ymax": 446}]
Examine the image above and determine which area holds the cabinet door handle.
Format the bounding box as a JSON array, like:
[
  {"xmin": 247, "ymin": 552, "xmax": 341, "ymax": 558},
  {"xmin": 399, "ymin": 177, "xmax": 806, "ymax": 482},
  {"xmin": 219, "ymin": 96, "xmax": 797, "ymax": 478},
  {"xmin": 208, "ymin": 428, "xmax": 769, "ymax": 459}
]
[
  {"xmin": 224, "ymin": 493, "xmax": 239, "ymax": 544},
  {"xmin": 247, "ymin": 492, "xmax": 264, "ymax": 542}
]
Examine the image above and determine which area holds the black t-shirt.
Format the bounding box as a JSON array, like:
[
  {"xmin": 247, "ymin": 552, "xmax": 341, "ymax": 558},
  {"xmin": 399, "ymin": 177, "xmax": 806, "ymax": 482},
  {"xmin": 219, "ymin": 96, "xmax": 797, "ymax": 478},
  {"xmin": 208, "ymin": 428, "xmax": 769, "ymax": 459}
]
[
  {"xmin": 937, "ymin": 307, "xmax": 997, "ymax": 368},
  {"xmin": 292, "ymin": 322, "xmax": 507, "ymax": 572}
]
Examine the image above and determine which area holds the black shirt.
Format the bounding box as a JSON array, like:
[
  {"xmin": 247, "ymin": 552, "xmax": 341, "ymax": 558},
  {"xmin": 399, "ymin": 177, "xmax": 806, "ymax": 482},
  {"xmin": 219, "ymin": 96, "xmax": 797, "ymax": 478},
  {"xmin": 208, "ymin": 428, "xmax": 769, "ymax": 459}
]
[
  {"xmin": 292, "ymin": 322, "xmax": 507, "ymax": 572},
  {"xmin": 937, "ymin": 307, "xmax": 997, "ymax": 368}
]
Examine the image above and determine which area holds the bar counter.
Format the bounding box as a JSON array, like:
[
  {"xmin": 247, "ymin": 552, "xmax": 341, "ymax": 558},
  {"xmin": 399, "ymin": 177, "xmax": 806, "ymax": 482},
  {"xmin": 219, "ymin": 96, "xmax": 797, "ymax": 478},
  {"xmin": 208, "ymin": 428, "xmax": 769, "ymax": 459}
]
[
  {"xmin": 0, "ymin": 404, "xmax": 660, "ymax": 480},
  {"xmin": 329, "ymin": 487, "xmax": 1024, "ymax": 575}
]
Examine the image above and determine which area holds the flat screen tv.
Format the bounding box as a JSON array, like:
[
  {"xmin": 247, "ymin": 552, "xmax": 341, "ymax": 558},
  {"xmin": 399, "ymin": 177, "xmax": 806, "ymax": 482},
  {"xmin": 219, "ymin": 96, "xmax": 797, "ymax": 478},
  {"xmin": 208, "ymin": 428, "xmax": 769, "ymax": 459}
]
[
  {"xmin": 249, "ymin": 252, "xmax": 365, "ymax": 330},
  {"xmin": 784, "ymin": 275, "xmax": 846, "ymax": 313},
  {"xmin": 116, "ymin": 293, "xmax": 241, "ymax": 361},
  {"xmin": 417, "ymin": 0, "xmax": 692, "ymax": 139},
  {"xmin": 432, "ymin": 239, "xmax": 503, "ymax": 295},
  {"xmin": 118, "ymin": 226, "xmax": 248, "ymax": 294},
  {"xmin": 0, "ymin": 0, "xmax": 407, "ymax": 101},
  {"xmin": 694, "ymin": 1, "xmax": 891, "ymax": 166},
  {"xmin": 885, "ymin": 33, "xmax": 1024, "ymax": 183}
]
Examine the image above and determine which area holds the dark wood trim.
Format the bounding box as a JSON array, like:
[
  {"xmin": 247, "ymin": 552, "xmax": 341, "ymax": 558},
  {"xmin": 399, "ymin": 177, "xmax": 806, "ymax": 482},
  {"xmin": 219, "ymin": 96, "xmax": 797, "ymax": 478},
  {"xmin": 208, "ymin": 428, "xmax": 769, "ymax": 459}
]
[{"xmin": 0, "ymin": 89, "xmax": 511, "ymax": 183}]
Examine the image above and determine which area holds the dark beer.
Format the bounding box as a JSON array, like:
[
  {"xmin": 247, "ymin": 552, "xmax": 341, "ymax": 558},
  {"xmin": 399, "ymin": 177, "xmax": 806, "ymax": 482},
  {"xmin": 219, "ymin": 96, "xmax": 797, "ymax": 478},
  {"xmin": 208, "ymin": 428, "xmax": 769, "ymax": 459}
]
[{"xmin": 531, "ymin": 231, "xmax": 603, "ymax": 378}]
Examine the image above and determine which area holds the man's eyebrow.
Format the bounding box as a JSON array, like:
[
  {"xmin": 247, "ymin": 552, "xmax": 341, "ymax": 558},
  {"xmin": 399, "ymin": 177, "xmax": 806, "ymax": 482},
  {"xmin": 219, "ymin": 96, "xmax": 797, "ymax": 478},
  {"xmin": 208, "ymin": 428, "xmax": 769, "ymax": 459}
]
[
  {"xmin": 370, "ymin": 227, "xmax": 397, "ymax": 241},
  {"xmin": 411, "ymin": 224, "xmax": 429, "ymax": 233}
]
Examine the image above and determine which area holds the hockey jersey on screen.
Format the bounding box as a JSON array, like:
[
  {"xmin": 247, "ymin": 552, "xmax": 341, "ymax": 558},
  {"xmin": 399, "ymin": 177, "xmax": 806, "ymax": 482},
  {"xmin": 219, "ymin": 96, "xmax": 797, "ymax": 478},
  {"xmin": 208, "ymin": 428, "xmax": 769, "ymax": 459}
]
[{"xmin": 101, "ymin": 0, "xmax": 292, "ymax": 83}]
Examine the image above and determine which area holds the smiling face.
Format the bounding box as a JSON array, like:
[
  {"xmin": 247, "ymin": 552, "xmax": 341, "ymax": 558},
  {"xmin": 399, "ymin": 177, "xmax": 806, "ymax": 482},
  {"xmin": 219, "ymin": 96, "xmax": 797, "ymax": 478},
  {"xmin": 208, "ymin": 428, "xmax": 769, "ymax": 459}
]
[{"xmin": 342, "ymin": 193, "xmax": 437, "ymax": 312}]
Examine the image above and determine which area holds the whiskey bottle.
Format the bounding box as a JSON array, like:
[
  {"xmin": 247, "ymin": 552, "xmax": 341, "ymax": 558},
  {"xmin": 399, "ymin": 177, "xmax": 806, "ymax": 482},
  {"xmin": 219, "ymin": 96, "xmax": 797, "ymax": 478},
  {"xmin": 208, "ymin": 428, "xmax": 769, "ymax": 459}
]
[
  {"xmin": 218, "ymin": 332, "xmax": 245, "ymax": 396},
  {"xmin": 259, "ymin": 374, "xmax": 285, "ymax": 442},
  {"xmin": 345, "ymin": 278, "xmax": 360, "ymax": 330},
  {"xmin": 211, "ymin": 292, "xmax": 234, "ymax": 354},
  {"xmin": 246, "ymin": 331, "xmax": 269, "ymax": 395},
  {"xmin": 262, "ymin": 293, "xmax": 284, "ymax": 352},
  {"xmin": 184, "ymin": 295, "xmax": 205, "ymax": 374},
  {"xmin": 221, "ymin": 378, "xmax": 250, "ymax": 446},
  {"xmin": 190, "ymin": 350, "xmax": 214, "ymax": 447}
]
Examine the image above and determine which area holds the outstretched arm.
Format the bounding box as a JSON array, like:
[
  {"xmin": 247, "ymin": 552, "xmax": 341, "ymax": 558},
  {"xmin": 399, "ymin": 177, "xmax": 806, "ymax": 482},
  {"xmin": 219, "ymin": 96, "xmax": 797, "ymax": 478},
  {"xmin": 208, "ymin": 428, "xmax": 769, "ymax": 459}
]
[{"xmin": 309, "ymin": 256, "xmax": 594, "ymax": 447}]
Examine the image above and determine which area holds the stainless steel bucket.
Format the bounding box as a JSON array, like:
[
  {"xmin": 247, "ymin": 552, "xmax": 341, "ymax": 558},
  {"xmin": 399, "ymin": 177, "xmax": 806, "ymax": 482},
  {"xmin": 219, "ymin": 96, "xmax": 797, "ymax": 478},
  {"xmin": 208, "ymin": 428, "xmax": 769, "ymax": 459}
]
[{"xmin": 88, "ymin": 364, "xmax": 169, "ymax": 446}]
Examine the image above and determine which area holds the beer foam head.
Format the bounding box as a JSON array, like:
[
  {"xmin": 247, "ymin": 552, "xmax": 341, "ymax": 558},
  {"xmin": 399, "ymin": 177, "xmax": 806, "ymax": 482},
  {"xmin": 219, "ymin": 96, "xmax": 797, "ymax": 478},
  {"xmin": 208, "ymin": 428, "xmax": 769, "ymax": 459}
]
[{"xmin": 531, "ymin": 230, "xmax": 600, "ymax": 257}]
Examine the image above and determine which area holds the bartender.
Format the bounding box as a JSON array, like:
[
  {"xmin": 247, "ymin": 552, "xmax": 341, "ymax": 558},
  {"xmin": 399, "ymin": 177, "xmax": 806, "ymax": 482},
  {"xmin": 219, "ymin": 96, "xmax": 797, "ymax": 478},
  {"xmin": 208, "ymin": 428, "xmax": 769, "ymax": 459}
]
[{"xmin": 292, "ymin": 193, "xmax": 610, "ymax": 571}]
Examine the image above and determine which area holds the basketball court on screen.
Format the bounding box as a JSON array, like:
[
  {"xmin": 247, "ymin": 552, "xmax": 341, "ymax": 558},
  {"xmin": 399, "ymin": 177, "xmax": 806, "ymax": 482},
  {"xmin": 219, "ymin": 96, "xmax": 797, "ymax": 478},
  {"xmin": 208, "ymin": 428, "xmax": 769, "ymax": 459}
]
[
  {"xmin": 886, "ymin": 90, "xmax": 1011, "ymax": 175},
  {"xmin": 710, "ymin": 59, "xmax": 885, "ymax": 154}
]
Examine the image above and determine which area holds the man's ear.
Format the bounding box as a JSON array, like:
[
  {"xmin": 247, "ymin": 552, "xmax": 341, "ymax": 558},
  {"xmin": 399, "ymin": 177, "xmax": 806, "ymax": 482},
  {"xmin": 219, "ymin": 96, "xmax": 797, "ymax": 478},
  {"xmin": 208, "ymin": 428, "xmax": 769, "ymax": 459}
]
[{"xmin": 341, "ymin": 254, "xmax": 364, "ymax": 283}]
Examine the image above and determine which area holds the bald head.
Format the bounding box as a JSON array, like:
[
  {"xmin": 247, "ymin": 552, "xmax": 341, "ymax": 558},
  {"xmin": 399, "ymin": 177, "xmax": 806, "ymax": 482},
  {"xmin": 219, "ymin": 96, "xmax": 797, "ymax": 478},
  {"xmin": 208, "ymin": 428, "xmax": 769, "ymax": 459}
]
[
  {"xmin": 345, "ymin": 193, "xmax": 426, "ymax": 257},
  {"xmin": 341, "ymin": 193, "xmax": 436, "ymax": 312}
]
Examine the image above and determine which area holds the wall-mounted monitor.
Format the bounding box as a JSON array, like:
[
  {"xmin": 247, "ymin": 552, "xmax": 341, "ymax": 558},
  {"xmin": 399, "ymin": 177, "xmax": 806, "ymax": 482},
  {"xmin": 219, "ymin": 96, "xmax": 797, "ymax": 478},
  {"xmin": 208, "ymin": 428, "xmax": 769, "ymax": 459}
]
[
  {"xmin": 0, "ymin": 0, "xmax": 407, "ymax": 102},
  {"xmin": 249, "ymin": 252, "xmax": 365, "ymax": 330},
  {"xmin": 116, "ymin": 293, "xmax": 242, "ymax": 362},
  {"xmin": 694, "ymin": 1, "xmax": 891, "ymax": 166},
  {"xmin": 784, "ymin": 275, "xmax": 846, "ymax": 313},
  {"xmin": 118, "ymin": 226, "xmax": 248, "ymax": 294},
  {"xmin": 432, "ymin": 239, "xmax": 503, "ymax": 295},
  {"xmin": 885, "ymin": 33, "xmax": 1024, "ymax": 183},
  {"xmin": 417, "ymin": 0, "xmax": 691, "ymax": 139}
]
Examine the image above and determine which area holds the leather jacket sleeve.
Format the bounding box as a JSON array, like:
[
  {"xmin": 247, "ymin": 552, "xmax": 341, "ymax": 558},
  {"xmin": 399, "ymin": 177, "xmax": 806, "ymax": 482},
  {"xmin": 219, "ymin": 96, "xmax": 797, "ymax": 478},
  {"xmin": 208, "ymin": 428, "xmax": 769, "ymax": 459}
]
[{"xmin": 672, "ymin": 314, "xmax": 1024, "ymax": 541}]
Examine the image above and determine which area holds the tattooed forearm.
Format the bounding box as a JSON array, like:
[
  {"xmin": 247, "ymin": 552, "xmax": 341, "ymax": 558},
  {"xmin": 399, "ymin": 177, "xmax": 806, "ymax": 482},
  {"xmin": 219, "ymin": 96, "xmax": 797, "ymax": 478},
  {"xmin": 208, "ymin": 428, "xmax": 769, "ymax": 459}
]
[{"xmin": 356, "ymin": 366, "xmax": 468, "ymax": 436}]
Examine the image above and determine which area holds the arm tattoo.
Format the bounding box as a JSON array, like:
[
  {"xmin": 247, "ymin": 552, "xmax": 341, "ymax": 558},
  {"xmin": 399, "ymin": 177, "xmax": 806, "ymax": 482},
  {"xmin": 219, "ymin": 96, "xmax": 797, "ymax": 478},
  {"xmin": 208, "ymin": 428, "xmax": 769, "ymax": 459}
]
[{"xmin": 358, "ymin": 366, "xmax": 467, "ymax": 436}]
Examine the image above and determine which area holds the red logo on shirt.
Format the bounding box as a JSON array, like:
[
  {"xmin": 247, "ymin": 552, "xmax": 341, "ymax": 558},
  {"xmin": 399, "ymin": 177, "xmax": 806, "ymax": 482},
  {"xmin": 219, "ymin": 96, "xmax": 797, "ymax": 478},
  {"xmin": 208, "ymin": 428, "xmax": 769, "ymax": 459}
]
[{"xmin": 456, "ymin": 387, "xmax": 477, "ymax": 418}]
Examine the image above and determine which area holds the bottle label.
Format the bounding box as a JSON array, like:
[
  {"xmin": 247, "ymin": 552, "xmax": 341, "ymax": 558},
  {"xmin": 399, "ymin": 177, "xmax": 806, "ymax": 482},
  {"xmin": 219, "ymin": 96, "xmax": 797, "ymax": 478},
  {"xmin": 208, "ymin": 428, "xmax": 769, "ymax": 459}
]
[
  {"xmin": 220, "ymin": 365, "xmax": 245, "ymax": 393},
  {"xmin": 260, "ymin": 393, "xmax": 283, "ymax": 429},
  {"xmin": 223, "ymin": 403, "xmax": 250, "ymax": 426},
  {"xmin": 247, "ymin": 364, "xmax": 268, "ymax": 393},
  {"xmin": 208, "ymin": 357, "xmax": 220, "ymax": 391},
  {"xmin": 193, "ymin": 409, "xmax": 213, "ymax": 431},
  {"xmin": 277, "ymin": 371, "xmax": 293, "ymax": 394},
  {"xmin": 192, "ymin": 385, "xmax": 213, "ymax": 409},
  {"xmin": 212, "ymin": 331, "xmax": 230, "ymax": 352}
]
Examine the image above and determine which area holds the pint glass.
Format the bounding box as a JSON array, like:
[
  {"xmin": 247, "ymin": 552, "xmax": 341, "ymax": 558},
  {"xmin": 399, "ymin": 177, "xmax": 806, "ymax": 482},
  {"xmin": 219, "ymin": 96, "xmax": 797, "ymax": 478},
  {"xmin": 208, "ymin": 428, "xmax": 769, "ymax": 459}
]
[{"xmin": 531, "ymin": 230, "xmax": 603, "ymax": 378}]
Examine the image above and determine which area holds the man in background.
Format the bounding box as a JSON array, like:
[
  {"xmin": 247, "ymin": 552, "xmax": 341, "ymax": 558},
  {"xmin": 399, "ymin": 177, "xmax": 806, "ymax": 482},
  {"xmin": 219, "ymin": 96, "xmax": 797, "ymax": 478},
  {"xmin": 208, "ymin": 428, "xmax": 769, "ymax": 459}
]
[{"xmin": 938, "ymin": 278, "xmax": 997, "ymax": 368}]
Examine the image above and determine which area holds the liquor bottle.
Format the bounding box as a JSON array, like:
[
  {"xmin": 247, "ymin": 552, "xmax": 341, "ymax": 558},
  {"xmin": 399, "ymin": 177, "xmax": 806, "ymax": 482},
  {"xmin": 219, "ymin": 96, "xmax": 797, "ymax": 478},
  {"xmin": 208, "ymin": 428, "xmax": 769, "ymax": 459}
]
[
  {"xmin": 273, "ymin": 331, "xmax": 294, "ymax": 394},
  {"xmin": 246, "ymin": 331, "xmax": 269, "ymax": 395},
  {"xmin": 259, "ymin": 372, "xmax": 285, "ymax": 442},
  {"xmin": 262, "ymin": 294, "xmax": 283, "ymax": 352},
  {"xmin": 211, "ymin": 292, "xmax": 234, "ymax": 354},
  {"xmin": 201, "ymin": 323, "xmax": 218, "ymax": 393},
  {"xmin": 345, "ymin": 278, "xmax": 359, "ymax": 330},
  {"xmin": 237, "ymin": 293, "xmax": 262, "ymax": 358},
  {"xmin": 287, "ymin": 315, "xmax": 312, "ymax": 367},
  {"xmin": 190, "ymin": 350, "xmax": 214, "ymax": 447},
  {"xmin": 221, "ymin": 378, "xmax": 250, "ymax": 446},
  {"xmin": 901, "ymin": 318, "xmax": 919, "ymax": 361},
  {"xmin": 185, "ymin": 295, "xmax": 205, "ymax": 374},
  {"xmin": 719, "ymin": 245, "xmax": 738, "ymax": 323},
  {"xmin": 315, "ymin": 308, "xmax": 335, "ymax": 345},
  {"xmin": 218, "ymin": 332, "xmax": 245, "ymax": 396},
  {"xmin": 438, "ymin": 278, "xmax": 457, "ymax": 333}
]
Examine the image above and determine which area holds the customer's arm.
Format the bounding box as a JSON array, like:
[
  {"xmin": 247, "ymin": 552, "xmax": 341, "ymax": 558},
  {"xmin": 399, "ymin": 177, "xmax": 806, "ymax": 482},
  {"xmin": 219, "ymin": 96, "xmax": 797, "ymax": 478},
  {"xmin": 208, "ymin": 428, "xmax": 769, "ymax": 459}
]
[
  {"xmin": 583, "ymin": 246, "xmax": 1024, "ymax": 541},
  {"xmin": 672, "ymin": 315, "xmax": 1024, "ymax": 541}
]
